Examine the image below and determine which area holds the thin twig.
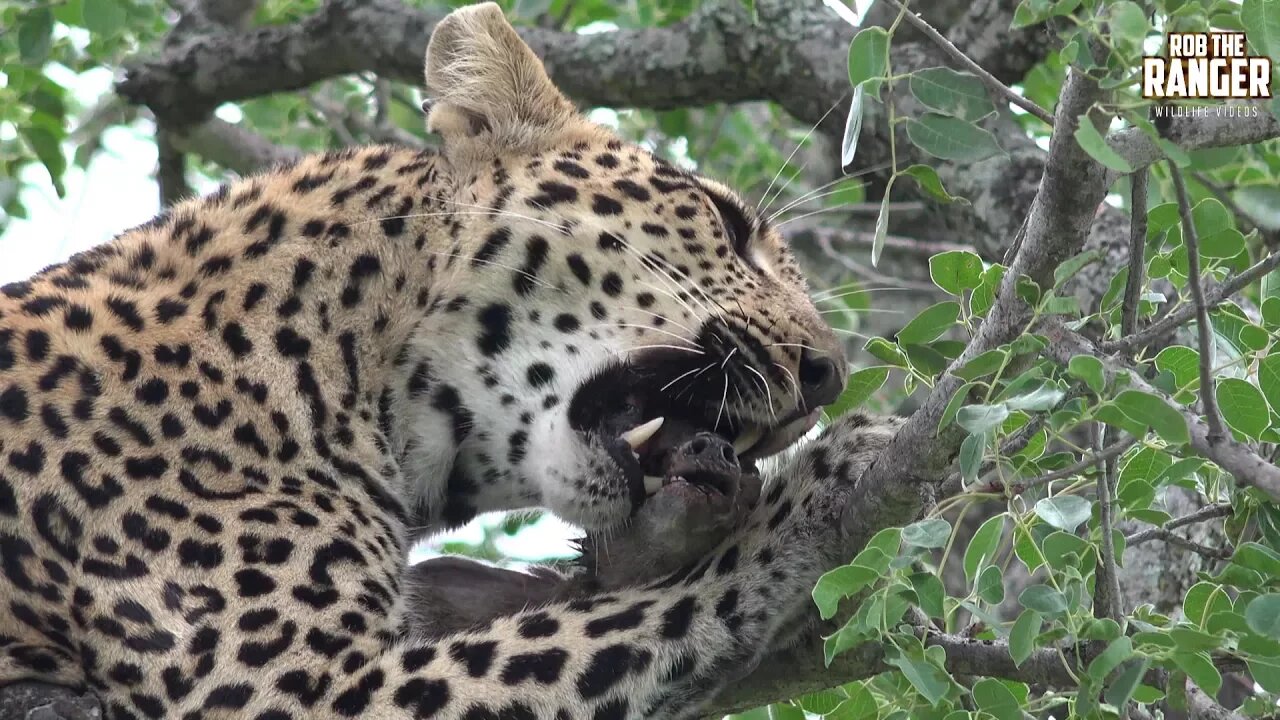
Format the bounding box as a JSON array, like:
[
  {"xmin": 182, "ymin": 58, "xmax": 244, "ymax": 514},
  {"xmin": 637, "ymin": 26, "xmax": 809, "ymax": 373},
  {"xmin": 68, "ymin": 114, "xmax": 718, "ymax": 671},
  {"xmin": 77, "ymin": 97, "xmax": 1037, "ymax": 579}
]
[
  {"xmin": 1125, "ymin": 504, "xmax": 1233, "ymax": 545},
  {"xmin": 1121, "ymin": 169, "xmax": 1149, "ymax": 338},
  {"xmin": 884, "ymin": 0, "xmax": 1055, "ymax": 126},
  {"xmin": 1124, "ymin": 528, "xmax": 1234, "ymax": 559},
  {"xmin": 1019, "ymin": 438, "xmax": 1137, "ymax": 491},
  {"xmin": 1169, "ymin": 162, "xmax": 1226, "ymax": 442},
  {"xmin": 1102, "ymin": 250, "xmax": 1280, "ymax": 353},
  {"xmin": 1093, "ymin": 424, "xmax": 1124, "ymax": 624}
]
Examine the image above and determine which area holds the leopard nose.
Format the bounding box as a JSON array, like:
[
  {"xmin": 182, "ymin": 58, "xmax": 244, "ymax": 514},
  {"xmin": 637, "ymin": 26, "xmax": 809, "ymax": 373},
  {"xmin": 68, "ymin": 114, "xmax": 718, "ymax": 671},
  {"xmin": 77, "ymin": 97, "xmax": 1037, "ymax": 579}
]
[{"xmin": 798, "ymin": 347, "xmax": 846, "ymax": 409}]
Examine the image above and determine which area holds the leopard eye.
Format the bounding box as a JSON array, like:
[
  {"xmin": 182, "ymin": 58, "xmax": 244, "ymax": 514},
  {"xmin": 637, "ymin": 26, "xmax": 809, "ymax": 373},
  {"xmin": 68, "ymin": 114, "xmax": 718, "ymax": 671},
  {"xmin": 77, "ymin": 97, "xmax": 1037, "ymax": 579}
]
[{"xmin": 706, "ymin": 191, "xmax": 753, "ymax": 257}]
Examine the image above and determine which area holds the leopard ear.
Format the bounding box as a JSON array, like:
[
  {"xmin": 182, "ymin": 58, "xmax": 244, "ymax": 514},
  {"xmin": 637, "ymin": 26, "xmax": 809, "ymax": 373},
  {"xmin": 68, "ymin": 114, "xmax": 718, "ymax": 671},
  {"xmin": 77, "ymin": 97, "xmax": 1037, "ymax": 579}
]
[{"xmin": 424, "ymin": 2, "xmax": 578, "ymax": 163}]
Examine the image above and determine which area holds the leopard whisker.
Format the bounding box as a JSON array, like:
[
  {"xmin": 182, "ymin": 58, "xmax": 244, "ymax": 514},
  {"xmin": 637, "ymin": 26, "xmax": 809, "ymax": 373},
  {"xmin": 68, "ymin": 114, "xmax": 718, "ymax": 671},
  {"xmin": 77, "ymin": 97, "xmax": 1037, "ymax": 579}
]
[{"xmin": 757, "ymin": 94, "xmax": 847, "ymax": 217}]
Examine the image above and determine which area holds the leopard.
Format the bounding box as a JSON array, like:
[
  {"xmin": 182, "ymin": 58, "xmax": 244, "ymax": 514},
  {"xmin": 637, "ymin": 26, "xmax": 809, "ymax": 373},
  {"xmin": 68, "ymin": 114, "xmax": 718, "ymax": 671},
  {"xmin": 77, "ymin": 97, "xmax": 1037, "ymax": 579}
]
[{"xmin": 0, "ymin": 3, "xmax": 906, "ymax": 719}]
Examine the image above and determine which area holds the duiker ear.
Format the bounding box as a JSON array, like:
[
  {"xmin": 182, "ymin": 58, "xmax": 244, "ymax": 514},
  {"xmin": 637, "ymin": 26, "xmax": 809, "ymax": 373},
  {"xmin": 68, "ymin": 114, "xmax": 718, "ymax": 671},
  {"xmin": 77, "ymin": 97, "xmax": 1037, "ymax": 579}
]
[{"xmin": 424, "ymin": 3, "xmax": 578, "ymax": 163}]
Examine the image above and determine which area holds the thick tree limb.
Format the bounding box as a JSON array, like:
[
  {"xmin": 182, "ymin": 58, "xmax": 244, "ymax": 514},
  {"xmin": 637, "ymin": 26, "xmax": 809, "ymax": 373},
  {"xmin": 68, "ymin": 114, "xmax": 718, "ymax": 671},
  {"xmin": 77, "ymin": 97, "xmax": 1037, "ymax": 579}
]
[
  {"xmin": 1108, "ymin": 104, "xmax": 1280, "ymax": 180},
  {"xmin": 166, "ymin": 118, "xmax": 304, "ymax": 174}
]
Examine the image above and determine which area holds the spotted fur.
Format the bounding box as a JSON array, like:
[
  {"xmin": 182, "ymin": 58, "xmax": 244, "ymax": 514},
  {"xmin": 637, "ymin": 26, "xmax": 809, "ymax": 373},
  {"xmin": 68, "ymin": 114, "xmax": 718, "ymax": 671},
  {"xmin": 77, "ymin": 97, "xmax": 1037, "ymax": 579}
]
[{"xmin": 0, "ymin": 4, "xmax": 901, "ymax": 719}]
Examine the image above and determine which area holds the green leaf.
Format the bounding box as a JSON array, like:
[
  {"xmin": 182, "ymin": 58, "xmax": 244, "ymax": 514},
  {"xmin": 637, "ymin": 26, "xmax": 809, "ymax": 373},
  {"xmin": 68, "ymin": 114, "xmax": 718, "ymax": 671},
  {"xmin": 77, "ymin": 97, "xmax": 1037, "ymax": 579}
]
[
  {"xmin": 908, "ymin": 68, "xmax": 995, "ymax": 121},
  {"xmin": 977, "ymin": 565, "xmax": 1005, "ymax": 604},
  {"xmin": 1105, "ymin": 659, "xmax": 1151, "ymax": 709},
  {"xmin": 81, "ymin": 0, "xmax": 126, "ymax": 36},
  {"xmin": 1088, "ymin": 636, "xmax": 1133, "ymax": 682},
  {"xmin": 909, "ymin": 572, "xmax": 946, "ymax": 619},
  {"xmin": 906, "ymin": 114, "xmax": 1006, "ymax": 162},
  {"xmin": 847, "ymin": 27, "xmax": 889, "ymax": 87},
  {"xmin": 1249, "ymin": 655, "xmax": 1280, "ymax": 693},
  {"xmin": 1155, "ymin": 346, "xmax": 1201, "ymax": 393},
  {"xmin": 18, "ymin": 125, "xmax": 67, "ymax": 199},
  {"xmin": 901, "ymin": 164, "xmax": 963, "ymax": 204},
  {"xmin": 1247, "ymin": 595, "xmax": 1280, "ymax": 639},
  {"xmin": 964, "ymin": 514, "xmax": 1007, "ymax": 581},
  {"xmin": 1170, "ymin": 627, "xmax": 1222, "ymax": 652},
  {"xmin": 1200, "ymin": 228, "xmax": 1246, "ymax": 259},
  {"xmin": 1073, "ymin": 116, "xmax": 1132, "ymax": 172},
  {"xmin": 871, "ymin": 187, "xmax": 892, "ymax": 267},
  {"xmin": 865, "ymin": 338, "xmax": 908, "ymax": 368},
  {"xmin": 955, "ymin": 349, "xmax": 1008, "ymax": 381},
  {"xmin": 1234, "ymin": 542, "xmax": 1280, "ymax": 578},
  {"xmin": 1243, "ymin": 0, "xmax": 1280, "ymax": 60},
  {"xmin": 1019, "ymin": 584, "xmax": 1068, "ymax": 615},
  {"xmin": 897, "ymin": 302, "xmax": 960, "ymax": 344},
  {"xmin": 768, "ymin": 704, "xmax": 806, "ymax": 720},
  {"xmin": 959, "ymin": 432, "xmax": 985, "ymax": 484},
  {"xmin": 796, "ymin": 691, "xmax": 844, "ymax": 715},
  {"xmin": 1034, "ymin": 495, "xmax": 1092, "ymax": 532},
  {"xmin": 18, "ymin": 8, "xmax": 56, "ymax": 64},
  {"xmin": 970, "ymin": 265, "xmax": 1005, "ymax": 317},
  {"xmin": 1173, "ymin": 651, "xmax": 1221, "ymax": 696},
  {"xmin": 1009, "ymin": 609, "xmax": 1041, "ymax": 666},
  {"xmin": 1005, "ymin": 385, "xmax": 1064, "ymax": 412},
  {"xmin": 827, "ymin": 366, "xmax": 891, "ymax": 418},
  {"xmin": 1111, "ymin": 390, "xmax": 1190, "ymax": 445},
  {"xmin": 1053, "ymin": 249, "xmax": 1100, "ymax": 288},
  {"xmin": 813, "ymin": 565, "xmax": 880, "ymax": 619},
  {"xmin": 929, "ymin": 251, "xmax": 984, "ymax": 295},
  {"xmin": 902, "ymin": 518, "xmax": 952, "ymax": 549},
  {"xmin": 957, "ymin": 404, "xmax": 1009, "ymax": 434},
  {"xmin": 971, "ymin": 678, "xmax": 1020, "ymax": 720},
  {"xmin": 1068, "ymin": 355, "xmax": 1105, "ymax": 394},
  {"xmin": 1216, "ymin": 378, "xmax": 1269, "ymax": 439},
  {"xmin": 884, "ymin": 646, "xmax": 953, "ymax": 707},
  {"xmin": 1042, "ymin": 531, "xmax": 1090, "ymax": 570},
  {"xmin": 1108, "ymin": 1, "xmax": 1149, "ymax": 50},
  {"xmin": 1258, "ymin": 355, "xmax": 1280, "ymax": 413}
]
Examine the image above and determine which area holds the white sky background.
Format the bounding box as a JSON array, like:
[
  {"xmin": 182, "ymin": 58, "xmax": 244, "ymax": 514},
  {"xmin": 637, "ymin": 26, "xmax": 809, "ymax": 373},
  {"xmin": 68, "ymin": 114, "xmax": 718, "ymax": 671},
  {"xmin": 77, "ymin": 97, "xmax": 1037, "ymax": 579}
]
[{"xmin": 0, "ymin": 0, "xmax": 869, "ymax": 566}]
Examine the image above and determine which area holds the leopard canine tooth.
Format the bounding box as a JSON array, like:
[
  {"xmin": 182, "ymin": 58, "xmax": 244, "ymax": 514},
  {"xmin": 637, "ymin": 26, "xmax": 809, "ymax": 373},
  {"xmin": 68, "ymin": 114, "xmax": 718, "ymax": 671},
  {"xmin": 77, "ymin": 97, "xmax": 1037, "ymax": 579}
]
[
  {"xmin": 620, "ymin": 417, "xmax": 665, "ymax": 449},
  {"xmin": 734, "ymin": 424, "xmax": 763, "ymax": 454},
  {"xmin": 643, "ymin": 475, "xmax": 664, "ymax": 495}
]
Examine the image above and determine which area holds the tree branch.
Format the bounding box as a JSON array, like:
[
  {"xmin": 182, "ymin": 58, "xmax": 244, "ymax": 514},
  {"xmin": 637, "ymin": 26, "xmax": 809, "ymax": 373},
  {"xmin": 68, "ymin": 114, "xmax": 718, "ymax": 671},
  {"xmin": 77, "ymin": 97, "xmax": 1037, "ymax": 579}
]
[
  {"xmin": 1102, "ymin": 250, "xmax": 1280, "ymax": 354},
  {"xmin": 1168, "ymin": 162, "xmax": 1227, "ymax": 442},
  {"xmin": 1187, "ymin": 677, "xmax": 1247, "ymax": 720},
  {"xmin": 883, "ymin": 0, "xmax": 1054, "ymax": 125},
  {"xmin": 166, "ymin": 118, "xmax": 304, "ymax": 174},
  {"xmin": 1125, "ymin": 504, "xmax": 1233, "ymax": 546},
  {"xmin": 1040, "ymin": 320, "xmax": 1280, "ymax": 504},
  {"xmin": 1108, "ymin": 104, "xmax": 1280, "ymax": 178},
  {"xmin": 712, "ymin": 63, "xmax": 1114, "ymax": 718}
]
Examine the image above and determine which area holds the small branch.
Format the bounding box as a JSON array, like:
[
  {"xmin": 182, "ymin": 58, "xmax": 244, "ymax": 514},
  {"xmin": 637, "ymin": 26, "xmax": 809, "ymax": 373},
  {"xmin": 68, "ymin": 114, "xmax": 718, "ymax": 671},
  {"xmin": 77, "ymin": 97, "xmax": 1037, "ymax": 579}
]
[
  {"xmin": 1186, "ymin": 677, "xmax": 1247, "ymax": 720},
  {"xmin": 1121, "ymin": 169, "xmax": 1149, "ymax": 338},
  {"xmin": 884, "ymin": 0, "xmax": 1054, "ymax": 126},
  {"xmin": 1108, "ymin": 103, "xmax": 1280, "ymax": 179},
  {"xmin": 1016, "ymin": 438, "xmax": 1137, "ymax": 491},
  {"xmin": 1168, "ymin": 162, "xmax": 1226, "ymax": 443},
  {"xmin": 155, "ymin": 126, "xmax": 192, "ymax": 206},
  {"xmin": 1093, "ymin": 424, "xmax": 1124, "ymax": 623},
  {"xmin": 1102, "ymin": 251, "xmax": 1280, "ymax": 354},
  {"xmin": 1125, "ymin": 504, "xmax": 1233, "ymax": 546},
  {"xmin": 1126, "ymin": 528, "xmax": 1234, "ymax": 560},
  {"xmin": 1041, "ymin": 321, "xmax": 1280, "ymax": 503},
  {"xmin": 166, "ymin": 118, "xmax": 304, "ymax": 175}
]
